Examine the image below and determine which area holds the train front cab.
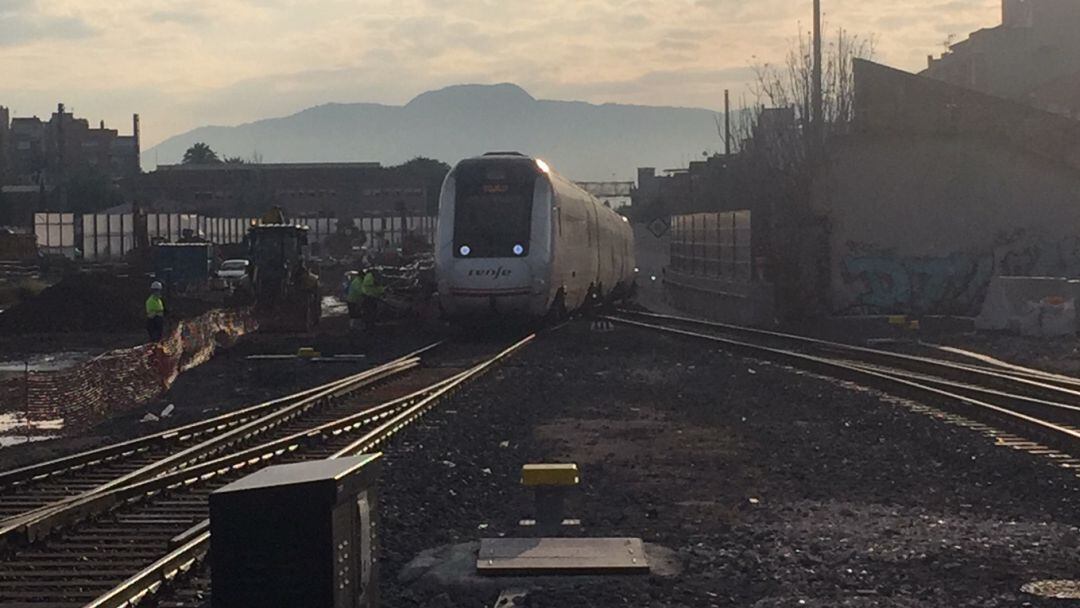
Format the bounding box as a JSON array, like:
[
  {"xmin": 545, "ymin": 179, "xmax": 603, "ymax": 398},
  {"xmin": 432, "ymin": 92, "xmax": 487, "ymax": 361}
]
[{"xmin": 436, "ymin": 156, "xmax": 555, "ymax": 320}]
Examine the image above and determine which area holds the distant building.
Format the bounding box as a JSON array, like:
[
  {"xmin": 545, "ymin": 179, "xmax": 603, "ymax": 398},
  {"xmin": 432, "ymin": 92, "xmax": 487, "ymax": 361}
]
[
  {"xmin": 0, "ymin": 185, "xmax": 55, "ymax": 227},
  {"xmin": 924, "ymin": 0, "xmax": 1080, "ymax": 118},
  {"xmin": 633, "ymin": 156, "xmax": 730, "ymax": 216},
  {"xmin": 632, "ymin": 105, "xmax": 802, "ymax": 216},
  {"xmin": 134, "ymin": 162, "xmax": 431, "ymax": 218},
  {"xmin": 1026, "ymin": 72, "xmax": 1080, "ymax": 119},
  {"xmin": 1, "ymin": 103, "xmax": 141, "ymax": 186},
  {"xmin": 8, "ymin": 115, "xmax": 45, "ymax": 182}
]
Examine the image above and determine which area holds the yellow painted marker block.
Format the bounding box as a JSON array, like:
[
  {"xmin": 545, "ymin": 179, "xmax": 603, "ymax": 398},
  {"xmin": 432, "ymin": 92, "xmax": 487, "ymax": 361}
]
[
  {"xmin": 887, "ymin": 315, "xmax": 908, "ymax": 326},
  {"xmin": 297, "ymin": 347, "xmax": 321, "ymax": 359},
  {"xmin": 521, "ymin": 464, "xmax": 580, "ymax": 487}
]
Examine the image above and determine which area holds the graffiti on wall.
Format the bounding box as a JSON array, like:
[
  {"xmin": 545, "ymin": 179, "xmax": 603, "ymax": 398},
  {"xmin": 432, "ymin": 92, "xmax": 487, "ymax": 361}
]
[
  {"xmin": 839, "ymin": 250, "xmax": 994, "ymax": 315},
  {"xmin": 837, "ymin": 231, "xmax": 1080, "ymax": 315}
]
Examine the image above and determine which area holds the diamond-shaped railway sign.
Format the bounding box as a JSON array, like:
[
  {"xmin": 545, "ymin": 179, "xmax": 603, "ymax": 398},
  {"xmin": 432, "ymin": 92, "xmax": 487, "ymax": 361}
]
[{"xmin": 648, "ymin": 217, "xmax": 670, "ymax": 238}]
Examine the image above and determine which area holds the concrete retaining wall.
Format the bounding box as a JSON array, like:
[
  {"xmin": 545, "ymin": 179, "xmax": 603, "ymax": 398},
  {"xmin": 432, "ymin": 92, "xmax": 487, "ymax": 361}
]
[
  {"xmin": 819, "ymin": 136, "xmax": 1080, "ymax": 316},
  {"xmin": 813, "ymin": 61, "xmax": 1080, "ymax": 317},
  {"xmin": 663, "ymin": 270, "xmax": 776, "ymax": 327}
]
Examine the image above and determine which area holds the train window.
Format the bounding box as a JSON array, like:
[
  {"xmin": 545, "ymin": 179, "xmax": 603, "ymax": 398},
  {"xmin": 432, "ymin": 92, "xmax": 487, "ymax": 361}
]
[{"xmin": 454, "ymin": 161, "xmax": 536, "ymax": 258}]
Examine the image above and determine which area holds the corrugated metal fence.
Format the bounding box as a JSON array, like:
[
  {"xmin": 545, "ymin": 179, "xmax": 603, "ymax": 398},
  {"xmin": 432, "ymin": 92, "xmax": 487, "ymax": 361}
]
[
  {"xmin": 284, "ymin": 216, "xmax": 436, "ymax": 251},
  {"xmin": 148, "ymin": 214, "xmax": 251, "ymax": 245},
  {"xmin": 670, "ymin": 211, "xmax": 753, "ymax": 281},
  {"xmin": 35, "ymin": 214, "xmax": 438, "ymax": 261},
  {"xmin": 33, "ymin": 213, "xmax": 77, "ymax": 258}
]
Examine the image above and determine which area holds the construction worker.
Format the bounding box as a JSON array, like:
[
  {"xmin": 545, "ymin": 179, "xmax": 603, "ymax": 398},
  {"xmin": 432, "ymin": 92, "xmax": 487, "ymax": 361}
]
[
  {"xmin": 348, "ymin": 268, "xmax": 385, "ymax": 331},
  {"xmin": 345, "ymin": 271, "xmax": 363, "ymax": 331},
  {"xmin": 360, "ymin": 268, "xmax": 386, "ymax": 329},
  {"xmin": 146, "ymin": 281, "xmax": 166, "ymax": 342}
]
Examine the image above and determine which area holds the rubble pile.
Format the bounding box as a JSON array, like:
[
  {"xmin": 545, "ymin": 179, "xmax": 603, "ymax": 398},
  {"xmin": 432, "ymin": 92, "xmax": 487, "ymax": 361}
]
[{"xmin": 373, "ymin": 255, "xmax": 437, "ymax": 318}]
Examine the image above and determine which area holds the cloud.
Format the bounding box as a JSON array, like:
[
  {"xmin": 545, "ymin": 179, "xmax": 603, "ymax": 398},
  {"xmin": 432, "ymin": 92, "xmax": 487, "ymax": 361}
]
[
  {"xmin": 0, "ymin": 0, "xmax": 35, "ymax": 15},
  {"xmin": 147, "ymin": 10, "xmax": 210, "ymax": 26},
  {"xmin": 0, "ymin": 0, "xmax": 1003, "ymax": 147},
  {"xmin": 0, "ymin": 1, "xmax": 97, "ymax": 46}
]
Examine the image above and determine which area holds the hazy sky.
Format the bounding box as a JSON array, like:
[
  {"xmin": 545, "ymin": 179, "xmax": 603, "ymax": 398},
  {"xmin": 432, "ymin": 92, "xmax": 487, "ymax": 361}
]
[{"xmin": 0, "ymin": 0, "xmax": 999, "ymax": 148}]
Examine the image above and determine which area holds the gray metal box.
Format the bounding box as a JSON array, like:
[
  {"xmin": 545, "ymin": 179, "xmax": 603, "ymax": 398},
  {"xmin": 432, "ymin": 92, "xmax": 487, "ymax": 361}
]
[{"xmin": 210, "ymin": 455, "xmax": 382, "ymax": 608}]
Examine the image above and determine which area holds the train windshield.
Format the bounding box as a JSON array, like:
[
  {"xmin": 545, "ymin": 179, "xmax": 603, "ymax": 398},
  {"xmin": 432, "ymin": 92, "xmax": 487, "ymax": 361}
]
[{"xmin": 454, "ymin": 162, "xmax": 536, "ymax": 258}]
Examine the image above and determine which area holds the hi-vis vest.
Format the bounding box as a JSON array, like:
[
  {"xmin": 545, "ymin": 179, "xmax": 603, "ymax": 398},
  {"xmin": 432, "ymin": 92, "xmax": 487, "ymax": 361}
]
[{"xmin": 146, "ymin": 294, "xmax": 165, "ymax": 319}]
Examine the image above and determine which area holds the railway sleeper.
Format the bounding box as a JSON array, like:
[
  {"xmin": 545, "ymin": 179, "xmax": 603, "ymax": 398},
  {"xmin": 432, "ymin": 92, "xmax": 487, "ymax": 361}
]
[
  {"xmin": 0, "ymin": 589, "xmax": 108, "ymax": 601},
  {"xmin": 2, "ymin": 602, "xmax": 85, "ymax": 608},
  {"xmin": 0, "ymin": 579, "xmax": 120, "ymax": 588},
  {"xmin": 9, "ymin": 553, "xmax": 163, "ymax": 563},
  {"xmin": 0, "ymin": 568, "xmax": 145, "ymax": 579}
]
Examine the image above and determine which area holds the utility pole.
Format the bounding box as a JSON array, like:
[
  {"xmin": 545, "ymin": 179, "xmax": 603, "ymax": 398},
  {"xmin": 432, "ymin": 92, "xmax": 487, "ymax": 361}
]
[
  {"xmin": 812, "ymin": 0, "xmax": 824, "ymax": 158},
  {"xmin": 724, "ymin": 89, "xmax": 732, "ymax": 157},
  {"xmin": 56, "ymin": 103, "xmax": 67, "ymax": 211},
  {"xmin": 723, "ymin": 89, "xmax": 733, "ymax": 212}
]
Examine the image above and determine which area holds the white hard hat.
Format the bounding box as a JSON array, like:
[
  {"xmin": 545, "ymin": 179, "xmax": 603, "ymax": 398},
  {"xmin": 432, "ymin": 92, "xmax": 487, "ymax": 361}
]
[{"xmin": 151, "ymin": 281, "xmax": 163, "ymax": 291}]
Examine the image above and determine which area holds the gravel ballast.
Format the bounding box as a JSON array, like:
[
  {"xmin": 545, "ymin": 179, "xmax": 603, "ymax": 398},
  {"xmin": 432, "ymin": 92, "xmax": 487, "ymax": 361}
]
[{"xmin": 373, "ymin": 321, "xmax": 1080, "ymax": 607}]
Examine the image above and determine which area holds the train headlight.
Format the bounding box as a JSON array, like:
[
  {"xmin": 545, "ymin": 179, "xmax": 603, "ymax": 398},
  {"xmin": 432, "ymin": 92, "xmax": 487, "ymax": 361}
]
[
  {"xmin": 459, "ymin": 245, "xmax": 472, "ymax": 256},
  {"xmin": 513, "ymin": 244, "xmax": 525, "ymax": 256}
]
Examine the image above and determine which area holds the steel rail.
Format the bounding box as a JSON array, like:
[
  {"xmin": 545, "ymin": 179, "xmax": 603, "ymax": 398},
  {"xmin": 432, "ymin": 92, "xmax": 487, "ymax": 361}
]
[
  {"xmin": 0, "ymin": 379, "xmax": 347, "ymax": 492},
  {"xmin": 0, "ymin": 358, "xmax": 421, "ymax": 550},
  {"xmin": 612, "ymin": 316, "xmax": 1080, "ymax": 450},
  {"xmin": 0, "ymin": 356, "xmax": 418, "ymax": 543},
  {"xmin": 0, "ymin": 377, "xmax": 456, "ymax": 605},
  {"xmin": 80, "ymin": 333, "xmax": 536, "ymax": 608},
  {"xmin": 837, "ymin": 361, "xmax": 1080, "ymax": 420},
  {"xmin": 0, "ymin": 341, "xmax": 447, "ymax": 551},
  {"xmin": 613, "ymin": 310, "xmax": 1080, "ymax": 400},
  {"xmin": 855, "ymin": 366, "xmax": 1080, "ymax": 450},
  {"xmin": 921, "ymin": 342, "xmax": 1080, "ymax": 384},
  {"xmin": 0, "ymin": 340, "xmax": 443, "ymax": 495}
]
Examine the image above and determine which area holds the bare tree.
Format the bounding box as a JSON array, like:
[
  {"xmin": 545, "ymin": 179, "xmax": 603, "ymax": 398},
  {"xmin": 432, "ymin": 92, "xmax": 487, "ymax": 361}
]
[
  {"xmin": 740, "ymin": 27, "xmax": 875, "ymax": 170},
  {"xmin": 727, "ymin": 27, "xmax": 874, "ymax": 320}
]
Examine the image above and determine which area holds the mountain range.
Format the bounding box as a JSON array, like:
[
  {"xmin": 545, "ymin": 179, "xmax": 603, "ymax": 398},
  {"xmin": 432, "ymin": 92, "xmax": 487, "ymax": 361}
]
[{"xmin": 144, "ymin": 84, "xmax": 723, "ymax": 180}]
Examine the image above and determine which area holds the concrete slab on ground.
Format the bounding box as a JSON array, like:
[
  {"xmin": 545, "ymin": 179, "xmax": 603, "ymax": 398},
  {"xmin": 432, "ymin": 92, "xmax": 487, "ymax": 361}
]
[
  {"xmin": 477, "ymin": 537, "xmax": 650, "ymax": 575},
  {"xmin": 399, "ymin": 541, "xmax": 679, "ymax": 591}
]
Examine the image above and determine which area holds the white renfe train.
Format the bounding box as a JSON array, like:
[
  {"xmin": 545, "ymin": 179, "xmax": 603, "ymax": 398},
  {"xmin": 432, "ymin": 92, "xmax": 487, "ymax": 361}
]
[{"xmin": 435, "ymin": 152, "xmax": 636, "ymax": 321}]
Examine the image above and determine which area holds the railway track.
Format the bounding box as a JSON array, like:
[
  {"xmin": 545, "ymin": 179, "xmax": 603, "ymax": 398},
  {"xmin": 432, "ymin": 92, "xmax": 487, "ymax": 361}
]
[
  {"xmin": 610, "ymin": 310, "xmax": 1080, "ymax": 459},
  {"xmin": 0, "ymin": 341, "xmax": 442, "ymax": 531},
  {"xmin": 615, "ymin": 310, "xmax": 1080, "ymax": 391},
  {"xmin": 0, "ymin": 334, "xmax": 534, "ymax": 607}
]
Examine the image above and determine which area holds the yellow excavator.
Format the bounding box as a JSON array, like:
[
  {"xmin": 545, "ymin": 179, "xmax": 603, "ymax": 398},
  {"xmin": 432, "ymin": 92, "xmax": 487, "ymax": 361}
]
[{"xmin": 246, "ymin": 208, "xmax": 321, "ymax": 332}]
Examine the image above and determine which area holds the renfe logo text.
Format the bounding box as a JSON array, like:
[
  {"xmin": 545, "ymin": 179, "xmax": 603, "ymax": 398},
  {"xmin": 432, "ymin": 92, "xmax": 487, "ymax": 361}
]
[{"xmin": 468, "ymin": 267, "xmax": 513, "ymax": 279}]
